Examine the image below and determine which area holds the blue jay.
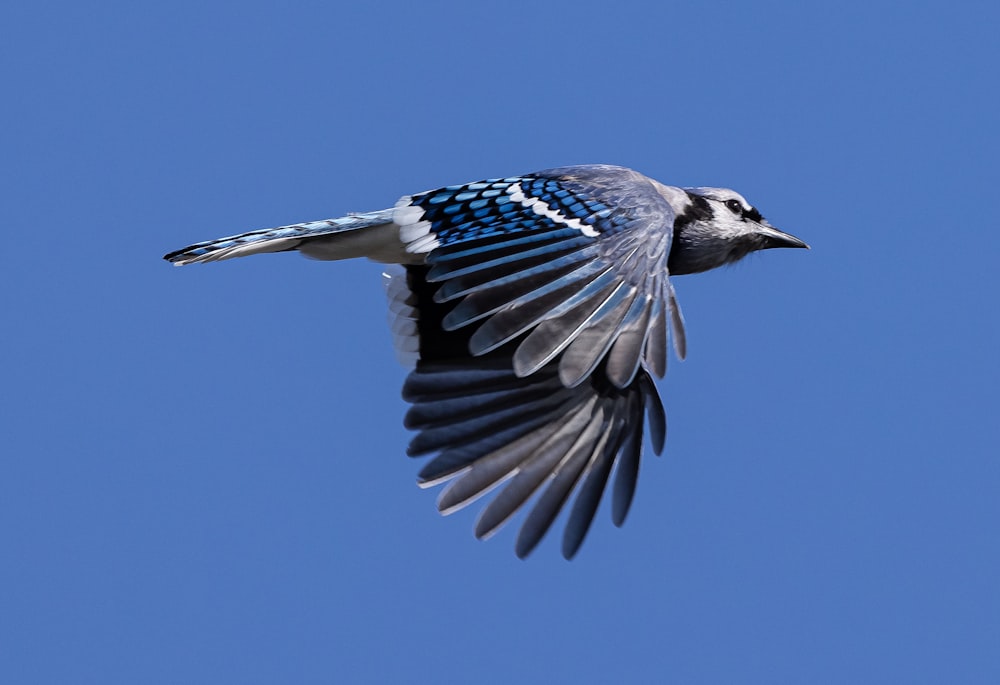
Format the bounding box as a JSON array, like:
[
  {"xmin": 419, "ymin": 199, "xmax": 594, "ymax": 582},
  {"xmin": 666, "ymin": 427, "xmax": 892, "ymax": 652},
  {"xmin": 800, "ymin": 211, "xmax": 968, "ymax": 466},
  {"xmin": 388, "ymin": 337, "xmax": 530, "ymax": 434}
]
[{"xmin": 165, "ymin": 164, "xmax": 808, "ymax": 559}]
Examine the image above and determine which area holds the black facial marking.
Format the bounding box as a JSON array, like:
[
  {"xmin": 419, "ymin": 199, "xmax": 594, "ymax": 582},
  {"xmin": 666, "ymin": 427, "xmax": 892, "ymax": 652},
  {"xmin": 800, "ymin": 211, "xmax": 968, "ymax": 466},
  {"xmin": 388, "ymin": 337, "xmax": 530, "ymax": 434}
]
[
  {"xmin": 674, "ymin": 192, "xmax": 713, "ymax": 231},
  {"xmin": 744, "ymin": 206, "xmax": 764, "ymax": 223}
]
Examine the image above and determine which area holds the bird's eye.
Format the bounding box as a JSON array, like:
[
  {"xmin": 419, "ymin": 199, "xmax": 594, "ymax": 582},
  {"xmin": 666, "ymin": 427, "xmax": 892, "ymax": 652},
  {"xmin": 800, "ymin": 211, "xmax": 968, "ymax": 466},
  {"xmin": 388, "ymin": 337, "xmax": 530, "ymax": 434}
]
[{"xmin": 725, "ymin": 199, "xmax": 743, "ymax": 216}]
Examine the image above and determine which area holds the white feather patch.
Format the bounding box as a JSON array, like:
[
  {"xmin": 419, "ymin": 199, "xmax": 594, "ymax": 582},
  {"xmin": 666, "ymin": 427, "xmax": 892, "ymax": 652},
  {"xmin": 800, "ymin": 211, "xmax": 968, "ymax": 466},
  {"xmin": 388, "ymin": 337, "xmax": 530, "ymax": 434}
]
[
  {"xmin": 393, "ymin": 197, "xmax": 440, "ymax": 254},
  {"xmin": 406, "ymin": 233, "xmax": 440, "ymax": 254},
  {"xmin": 392, "ymin": 199, "xmax": 422, "ymax": 224},
  {"xmin": 506, "ymin": 183, "xmax": 599, "ymax": 237},
  {"xmin": 399, "ymin": 220, "xmax": 432, "ymax": 243}
]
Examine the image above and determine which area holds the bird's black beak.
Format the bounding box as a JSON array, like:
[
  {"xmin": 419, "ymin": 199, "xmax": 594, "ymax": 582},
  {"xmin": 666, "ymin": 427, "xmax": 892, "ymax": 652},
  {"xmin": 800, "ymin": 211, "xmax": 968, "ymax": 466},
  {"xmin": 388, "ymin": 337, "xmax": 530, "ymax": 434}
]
[{"xmin": 755, "ymin": 224, "xmax": 809, "ymax": 250}]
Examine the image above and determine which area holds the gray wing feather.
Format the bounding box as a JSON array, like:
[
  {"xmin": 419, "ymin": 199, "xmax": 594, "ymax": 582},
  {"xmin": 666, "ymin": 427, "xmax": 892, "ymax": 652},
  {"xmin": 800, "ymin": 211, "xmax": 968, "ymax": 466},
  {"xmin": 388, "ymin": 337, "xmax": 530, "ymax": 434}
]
[
  {"xmin": 467, "ymin": 271, "xmax": 619, "ymax": 356},
  {"xmin": 557, "ymin": 285, "xmax": 639, "ymax": 387},
  {"xmin": 406, "ymin": 388, "xmax": 572, "ymax": 457},
  {"xmin": 434, "ymin": 245, "xmax": 598, "ymax": 303},
  {"xmin": 643, "ymin": 375, "xmax": 667, "ymax": 455},
  {"xmin": 562, "ymin": 423, "xmax": 620, "ymax": 558},
  {"xmin": 667, "ymin": 281, "xmax": 687, "ymax": 360},
  {"xmin": 611, "ymin": 422, "xmax": 643, "ymax": 526},
  {"xmin": 604, "ymin": 295, "xmax": 654, "ymax": 388},
  {"xmin": 474, "ymin": 396, "xmax": 599, "ymax": 540},
  {"xmin": 417, "ymin": 412, "xmax": 557, "ymax": 487},
  {"xmin": 515, "ymin": 410, "xmax": 610, "ymax": 558},
  {"xmin": 436, "ymin": 420, "xmax": 565, "ymax": 514},
  {"xmin": 510, "ymin": 278, "xmax": 624, "ymax": 377},
  {"xmin": 644, "ymin": 296, "xmax": 668, "ymax": 378},
  {"xmin": 443, "ymin": 259, "xmax": 610, "ymax": 331}
]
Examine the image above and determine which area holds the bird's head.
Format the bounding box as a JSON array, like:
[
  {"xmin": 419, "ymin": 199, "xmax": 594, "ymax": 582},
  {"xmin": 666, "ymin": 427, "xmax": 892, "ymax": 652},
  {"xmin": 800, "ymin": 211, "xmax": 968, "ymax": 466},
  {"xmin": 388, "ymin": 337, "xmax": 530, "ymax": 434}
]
[{"xmin": 667, "ymin": 187, "xmax": 808, "ymax": 275}]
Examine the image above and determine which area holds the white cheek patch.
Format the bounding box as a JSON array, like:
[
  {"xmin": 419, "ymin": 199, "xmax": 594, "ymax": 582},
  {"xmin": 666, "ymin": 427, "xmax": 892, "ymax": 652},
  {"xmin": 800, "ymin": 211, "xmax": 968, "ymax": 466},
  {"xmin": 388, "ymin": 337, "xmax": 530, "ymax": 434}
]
[
  {"xmin": 507, "ymin": 183, "xmax": 600, "ymax": 238},
  {"xmin": 394, "ymin": 197, "xmax": 440, "ymax": 254}
]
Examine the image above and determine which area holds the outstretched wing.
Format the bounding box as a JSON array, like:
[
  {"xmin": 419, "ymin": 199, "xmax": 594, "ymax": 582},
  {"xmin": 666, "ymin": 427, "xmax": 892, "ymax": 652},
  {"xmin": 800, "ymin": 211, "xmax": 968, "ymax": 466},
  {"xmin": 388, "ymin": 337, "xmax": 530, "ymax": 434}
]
[
  {"xmin": 386, "ymin": 165, "xmax": 689, "ymax": 557},
  {"xmin": 395, "ymin": 164, "xmax": 686, "ymax": 389},
  {"xmin": 392, "ymin": 265, "xmax": 666, "ymax": 559}
]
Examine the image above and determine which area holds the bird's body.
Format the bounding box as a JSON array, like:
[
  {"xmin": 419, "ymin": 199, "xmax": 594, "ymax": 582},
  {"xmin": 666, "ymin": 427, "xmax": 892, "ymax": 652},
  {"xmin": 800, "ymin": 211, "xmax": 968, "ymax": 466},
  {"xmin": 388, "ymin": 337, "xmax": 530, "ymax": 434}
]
[{"xmin": 165, "ymin": 164, "xmax": 807, "ymax": 558}]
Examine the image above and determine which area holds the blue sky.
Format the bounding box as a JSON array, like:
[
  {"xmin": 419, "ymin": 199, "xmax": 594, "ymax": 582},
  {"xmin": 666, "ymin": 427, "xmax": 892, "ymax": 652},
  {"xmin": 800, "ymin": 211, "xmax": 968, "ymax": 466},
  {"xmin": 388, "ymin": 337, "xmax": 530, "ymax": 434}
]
[{"xmin": 3, "ymin": 0, "xmax": 999, "ymax": 682}]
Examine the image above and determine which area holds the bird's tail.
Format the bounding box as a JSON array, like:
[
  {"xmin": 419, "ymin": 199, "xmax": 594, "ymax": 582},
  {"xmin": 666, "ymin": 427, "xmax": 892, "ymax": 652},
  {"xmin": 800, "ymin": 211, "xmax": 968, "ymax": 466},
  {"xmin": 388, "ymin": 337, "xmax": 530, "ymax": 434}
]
[{"xmin": 164, "ymin": 208, "xmax": 401, "ymax": 266}]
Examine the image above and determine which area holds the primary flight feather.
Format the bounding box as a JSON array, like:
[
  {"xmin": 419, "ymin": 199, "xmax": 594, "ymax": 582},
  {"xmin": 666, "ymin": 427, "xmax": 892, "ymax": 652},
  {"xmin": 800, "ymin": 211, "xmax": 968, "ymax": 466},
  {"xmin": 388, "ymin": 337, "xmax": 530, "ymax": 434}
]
[{"xmin": 165, "ymin": 164, "xmax": 808, "ymax": 559}]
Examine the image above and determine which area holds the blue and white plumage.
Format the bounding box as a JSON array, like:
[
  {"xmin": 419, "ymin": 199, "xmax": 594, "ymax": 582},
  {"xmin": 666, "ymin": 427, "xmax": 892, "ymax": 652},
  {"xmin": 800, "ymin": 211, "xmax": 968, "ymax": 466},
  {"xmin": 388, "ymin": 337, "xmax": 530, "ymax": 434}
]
[{"xmin": 165, "ymin": 164, "xmax": 808, "ymax": 558}]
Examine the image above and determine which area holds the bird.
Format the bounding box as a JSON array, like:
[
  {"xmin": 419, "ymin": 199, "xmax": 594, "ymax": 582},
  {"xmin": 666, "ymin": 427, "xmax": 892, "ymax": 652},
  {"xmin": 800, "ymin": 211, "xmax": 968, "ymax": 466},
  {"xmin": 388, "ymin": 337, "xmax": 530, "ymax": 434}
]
[{"xmin": 164, "ymin": 164, "xmax": 808, "ymax": 559}]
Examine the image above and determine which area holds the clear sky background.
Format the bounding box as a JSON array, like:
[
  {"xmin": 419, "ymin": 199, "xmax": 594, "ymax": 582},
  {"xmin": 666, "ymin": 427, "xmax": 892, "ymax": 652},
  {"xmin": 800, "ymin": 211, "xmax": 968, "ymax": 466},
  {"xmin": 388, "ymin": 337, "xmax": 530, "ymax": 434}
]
[{"xmin": 3, "ymin": 1, "xmax": 998, "ymax": 683}]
